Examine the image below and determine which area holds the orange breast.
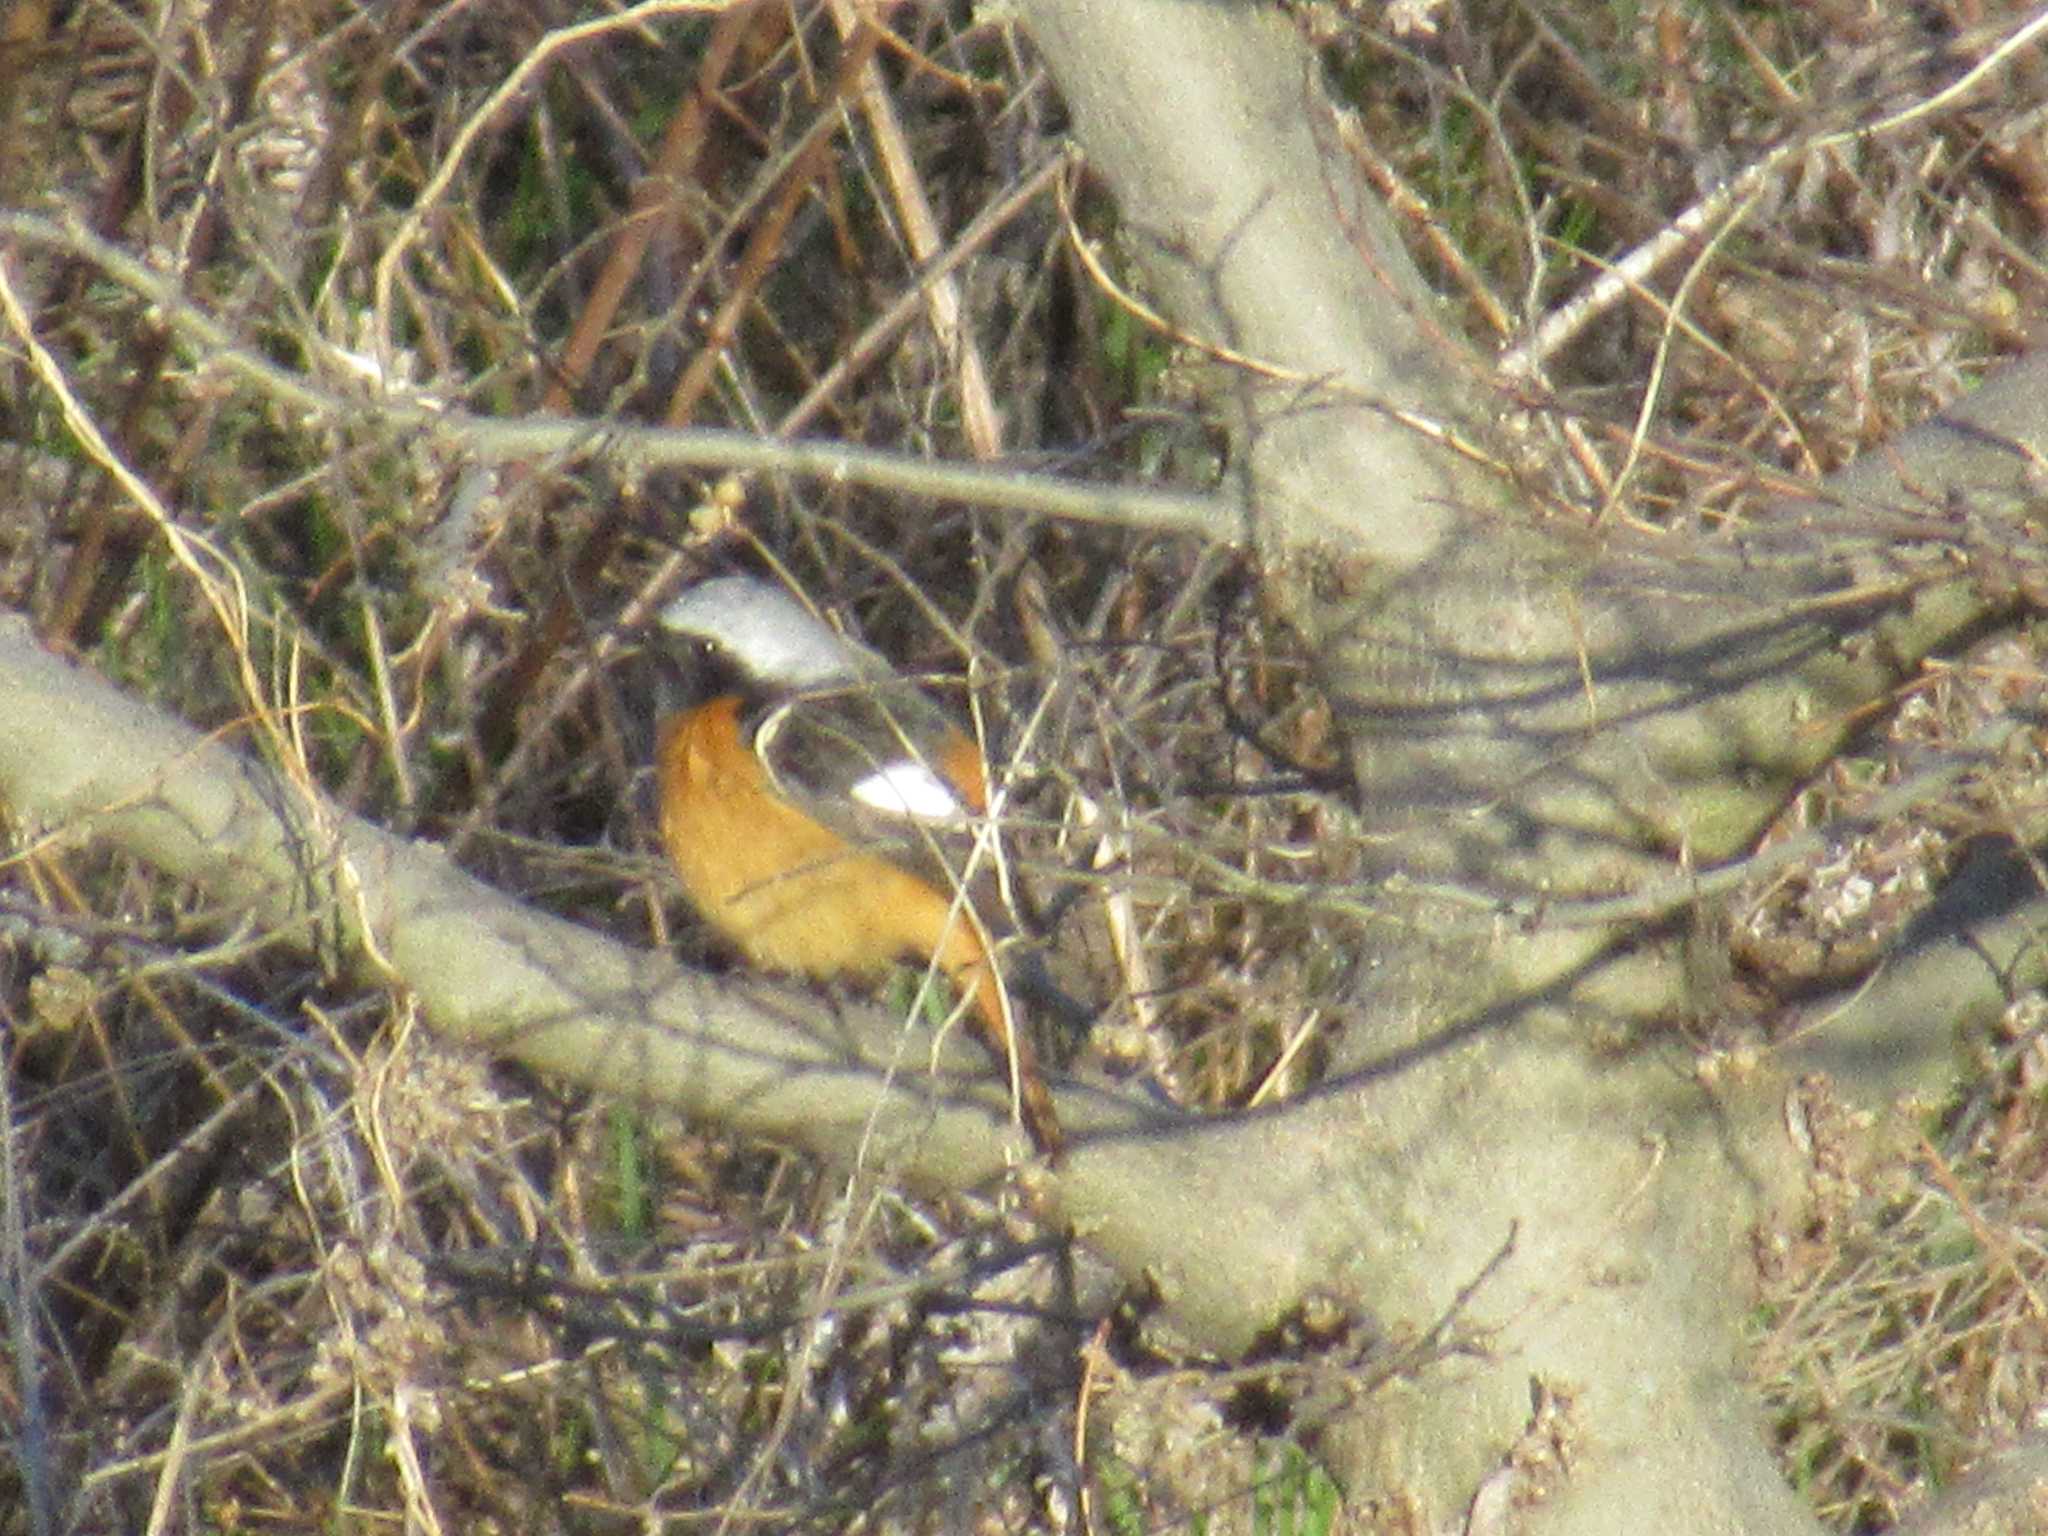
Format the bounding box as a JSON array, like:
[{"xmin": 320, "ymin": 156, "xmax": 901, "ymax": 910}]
[
  {"xmin": 656, "ymin": 696, "xmax": 989, "ymax": 984},
  {"xmin": 656, "ymin": 694, "xmax": 1062, "ymax": 1158}
]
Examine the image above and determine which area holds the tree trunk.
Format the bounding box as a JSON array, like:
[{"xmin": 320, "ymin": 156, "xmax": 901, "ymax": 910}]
[
  {"xmin": 7, "ymin": 2, "xmax": 2046, "ymax": 1530},
  {"xmin": 1017, "ymin": 2, "xmax": 2035, "ymax": 1530}
]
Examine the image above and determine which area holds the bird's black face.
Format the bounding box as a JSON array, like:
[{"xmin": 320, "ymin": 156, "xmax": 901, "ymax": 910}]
[{"xmin": 646, "ymin": 627, "xmax": 755, "ymax": 717}]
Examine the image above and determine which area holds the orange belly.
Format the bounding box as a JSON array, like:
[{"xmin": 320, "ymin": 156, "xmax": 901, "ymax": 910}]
[
  {"xmin": 657, "ymin": 696, "xmax": 984, "ymax": 982},
  {"xmin": 656, "ymin": 694, "xmax": 1062, "ymax": 1158}
]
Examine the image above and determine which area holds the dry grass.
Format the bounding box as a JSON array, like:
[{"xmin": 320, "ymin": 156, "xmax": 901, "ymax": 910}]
[
  {"xmin": 3, "ymin": 0, "xmax": 2048, "ymax": 1530},
  {"xmin": 1753, "ymin": 1004, "xmax": 2048, "ymax": 1531}
]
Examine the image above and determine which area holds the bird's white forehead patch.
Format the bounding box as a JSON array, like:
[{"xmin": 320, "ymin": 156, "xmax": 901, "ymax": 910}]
[
  {"xmin": 659, "ymin": 576, "xmax": 866, "ymax": 688},
  {"xmin": 848, "ymin": 761, "xmax": 963, "ymax": 821}
]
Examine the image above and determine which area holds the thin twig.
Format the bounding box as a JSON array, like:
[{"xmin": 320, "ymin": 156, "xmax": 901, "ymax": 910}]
[
  {"xmin": 371, "ymin": 0, "xmax": 738, "ymax": 367},
  {"xmin": 0, "ymin": 1040, "xmax": 54, "ymax": 1536},
  {"xmin": 829, "ymin": 0, "xmax": 1004, "ymax": 457},
  {"xmin": 0, "ymin": 213, "xmax": 1225, "ymax": 540},
  {"xmin": 1502, "ymin": 3, "xmax": 2048, "ymax": 379},
  {"xmin": 779, "ymin": 155, "xmax": 1069, "ymax": 440}
]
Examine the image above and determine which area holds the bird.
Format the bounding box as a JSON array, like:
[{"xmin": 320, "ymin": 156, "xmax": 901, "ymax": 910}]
[{"xmin": 648, "ymin": 573, "xmax": 1064, "ymax": 1159}]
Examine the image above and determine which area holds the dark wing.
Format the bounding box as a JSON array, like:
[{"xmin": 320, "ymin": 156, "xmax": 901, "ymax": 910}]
[
  {"xmin": 749, "ymin": 674, "xmax": 997, "ymax": 900},
  {"xmin": 757, "ymin": 674, "xmax": 1096, "ymax": 1038}
]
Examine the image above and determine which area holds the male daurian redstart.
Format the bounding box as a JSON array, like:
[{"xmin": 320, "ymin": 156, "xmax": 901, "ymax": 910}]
[{"xmin": 651, "ymin": 575, "xmax": 1063, "ymax": 1157}]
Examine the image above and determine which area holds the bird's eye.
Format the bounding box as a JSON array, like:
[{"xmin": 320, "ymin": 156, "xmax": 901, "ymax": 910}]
[{"xmin": 654, "ymin": 633, "xmax": 749, "ymax": 702}]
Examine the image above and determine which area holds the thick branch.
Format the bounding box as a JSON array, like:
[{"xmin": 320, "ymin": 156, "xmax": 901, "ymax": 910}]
[
  {"xmin": 1006, "ymin": 7, "xmax": 2042, "ymax": 1534},
  {"xmin": 0, "ymin": 211, "xmax": 1226, "ymax": 542},
  {"xmin": 0, "ymin": 611, "xmax": 1329, "ymax": 1349},
  {"xmin": 0, "ymin": 609, "xmax": 1822, "ymax": 1536},
  {"xmin": 1019, "ymin": 0, "xmax": 1482, "ymax": 559}
]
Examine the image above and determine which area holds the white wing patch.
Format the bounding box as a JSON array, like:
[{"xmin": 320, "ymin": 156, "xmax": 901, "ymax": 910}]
[{"xmin": 847, "ymin": 760, "xmax": 964, "ymax": 821}]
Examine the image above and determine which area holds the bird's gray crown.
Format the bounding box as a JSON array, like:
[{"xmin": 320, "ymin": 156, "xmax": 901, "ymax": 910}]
[{"xmin": 658, "ymin": 576, "xmax": 873, "ymax": 688}]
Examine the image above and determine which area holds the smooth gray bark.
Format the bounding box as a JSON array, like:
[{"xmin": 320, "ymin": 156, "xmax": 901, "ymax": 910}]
[
  {"xmin": 5, "ymin": 1, "xmax": 2043, "ymax": 1530},
  {"xmin": 1017, "ymin": 2, "xmax": 2035, "ymax": 1532}
]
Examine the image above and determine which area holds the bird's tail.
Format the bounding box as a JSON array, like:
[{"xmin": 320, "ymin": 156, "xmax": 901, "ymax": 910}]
[{"xmin": 935, "ymin": 927, "xmax": 1065, "ymax": 1162}]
